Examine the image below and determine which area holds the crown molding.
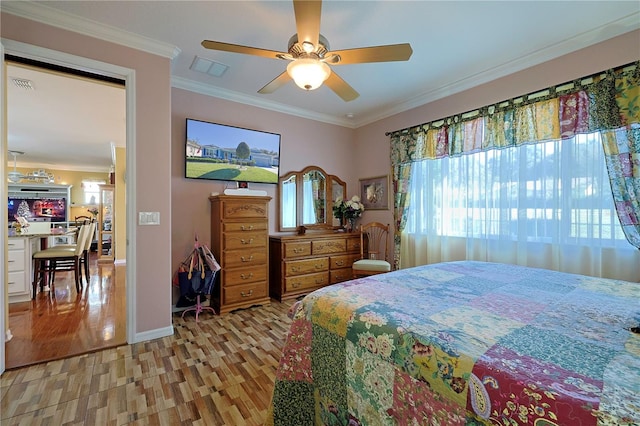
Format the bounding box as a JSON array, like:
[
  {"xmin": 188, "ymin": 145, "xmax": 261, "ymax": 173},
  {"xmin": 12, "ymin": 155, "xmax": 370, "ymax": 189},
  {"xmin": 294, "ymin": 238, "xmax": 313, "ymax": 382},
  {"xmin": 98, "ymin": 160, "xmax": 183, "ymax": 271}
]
[
  {"xmin": 171, "ymin": 76, "xmax": 354, "ymax": 128},
  {"xmin": 0, "ymin": 1, "xmax": 181, "ymax": 60}
]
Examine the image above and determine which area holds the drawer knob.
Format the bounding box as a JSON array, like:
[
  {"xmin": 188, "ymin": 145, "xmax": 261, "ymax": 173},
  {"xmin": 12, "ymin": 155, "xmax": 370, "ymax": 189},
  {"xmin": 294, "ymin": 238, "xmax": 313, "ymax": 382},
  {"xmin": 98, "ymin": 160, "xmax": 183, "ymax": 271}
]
[
  {"xmin": 335, "ymin": 260, "xmax": 345, "ymax": 266},
  {"xmin": 292, "ymin": 282, "xmax": 300, "ymax": 288},
  {"xmin": 293, "ymin": 247, "xmax": 303, "ymax": 253},
  {"xmin": 315, "ymin": 278, "xmax": 325, "ymax": 284},
  {"xmin": 315, "ymin": 264, "xmax": 323, "ymax": 269},
  {"xmin": 241, "ymin": 255, "xmax": 254, "ymax": 262},
  {"xmin": 292, "ymin": 266, "xmax": 299, "ymax": 272},
  {"xmin": 240, "ymin": 273, "xmax": 254, "ymax": 280},
  {"xmin": 241, "ymin": 225, "xmax": 254, "ymax": 231},
  {"xmin": 240, "ymin": 290, "xmax": 254, "ymax": 297},
  {"xmin": 241, "ymin": 238, "xmax": 254, "ymax": 245}
]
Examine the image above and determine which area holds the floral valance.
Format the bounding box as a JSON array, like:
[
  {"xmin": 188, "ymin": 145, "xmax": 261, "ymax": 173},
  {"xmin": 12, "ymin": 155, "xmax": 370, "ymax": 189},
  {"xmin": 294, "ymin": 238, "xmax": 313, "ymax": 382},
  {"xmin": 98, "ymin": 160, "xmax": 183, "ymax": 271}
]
[{"xmin": 390, "ymin": 61, "xmax": 639, "ymax": 166}]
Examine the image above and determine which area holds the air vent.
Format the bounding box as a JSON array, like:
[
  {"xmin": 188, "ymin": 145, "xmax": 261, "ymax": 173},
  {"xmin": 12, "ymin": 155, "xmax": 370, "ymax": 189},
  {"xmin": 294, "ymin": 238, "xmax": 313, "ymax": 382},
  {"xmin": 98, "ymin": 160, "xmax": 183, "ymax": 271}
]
[
  {"xmin": 190, "ymin": 56, "xmax": 229, "ymax": 77},
  {"xmin": 11, "ymin": 77, "xmax": 34, "ymax": 90}
]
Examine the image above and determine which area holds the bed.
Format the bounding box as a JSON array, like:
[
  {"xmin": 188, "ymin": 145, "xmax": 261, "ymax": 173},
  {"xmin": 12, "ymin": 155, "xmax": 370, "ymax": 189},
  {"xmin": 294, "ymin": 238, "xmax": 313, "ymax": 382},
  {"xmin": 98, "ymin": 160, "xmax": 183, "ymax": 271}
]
[{"xmin": 267, "ymin": 261, "xmax": 640, "ymax": 426}]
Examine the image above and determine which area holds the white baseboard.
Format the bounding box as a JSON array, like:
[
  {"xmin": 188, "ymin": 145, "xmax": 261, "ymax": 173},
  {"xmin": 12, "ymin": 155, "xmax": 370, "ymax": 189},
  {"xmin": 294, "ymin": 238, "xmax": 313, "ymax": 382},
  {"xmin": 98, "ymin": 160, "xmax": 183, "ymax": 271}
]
[
  {"xmin": 132, "ymin": 325, "xmax": 174, "ymax": 344},
  {"xmin": 114, "ymin": 258, "xmax": 126, "ymax": 265}
]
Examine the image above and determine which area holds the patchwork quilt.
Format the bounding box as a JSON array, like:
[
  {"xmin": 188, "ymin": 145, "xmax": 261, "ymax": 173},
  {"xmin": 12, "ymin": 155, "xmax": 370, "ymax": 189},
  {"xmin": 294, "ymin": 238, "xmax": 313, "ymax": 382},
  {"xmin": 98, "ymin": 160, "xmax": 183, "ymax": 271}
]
[{"xmin": 267, "ymin": 261, "xmax": 640, "ymax": 425}]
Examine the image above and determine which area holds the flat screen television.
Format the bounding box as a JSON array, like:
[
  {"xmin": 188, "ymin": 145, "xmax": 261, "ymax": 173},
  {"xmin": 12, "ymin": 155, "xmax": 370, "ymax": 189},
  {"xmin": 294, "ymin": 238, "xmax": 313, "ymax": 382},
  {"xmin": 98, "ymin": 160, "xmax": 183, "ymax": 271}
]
[
  {"xmin": 185, "ymin": 118, "xmax": 281, "ymax": 185},
  {"xmin": 8, "ymin": 197, "xmax": 67, "ymax": 223}
]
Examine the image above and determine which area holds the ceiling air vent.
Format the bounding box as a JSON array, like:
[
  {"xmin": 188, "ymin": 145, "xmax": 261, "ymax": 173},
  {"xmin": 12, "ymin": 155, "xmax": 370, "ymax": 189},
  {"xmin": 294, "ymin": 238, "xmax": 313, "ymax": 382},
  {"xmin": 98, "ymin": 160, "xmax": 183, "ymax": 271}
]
[{"xmin": 11, "ymin": 77, "xmax": 34, "ymax": 90}]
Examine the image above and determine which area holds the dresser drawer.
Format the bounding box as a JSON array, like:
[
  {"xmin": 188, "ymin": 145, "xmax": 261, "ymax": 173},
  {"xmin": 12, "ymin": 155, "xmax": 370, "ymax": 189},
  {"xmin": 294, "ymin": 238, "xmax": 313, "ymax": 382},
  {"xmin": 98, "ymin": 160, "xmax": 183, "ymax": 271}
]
[
  {"xmin": 223, "ymin": 281, "xmax": 268, "ymax": 305},
  {"xmin": 329, "ymin": 254, "xmax": 359, "ymax": 269},
  {"xmin": 312, "ymin": 238, "xmax": 346, "ymax": 255},
  {"xmin": 223, "ymin": 232, "xmax": 267, "ymax": 250},
  {"xmin": 224, "ymin": 265, "xmax": 267, "ymax": 285},
  {"xmin": 223, "ymin": 201, "xmax": 268, "ymax": 219},
  {"xmin": 223, "ymin": 221, "xmax": 267, "ymax": 233},
  {"xmin": 7, "ymin": 271, "xmax": 26, "ymax": 294},
  {"xmin": 284, "ymin": 241, "xmax": 311, "ymax": 258},
  {"xmin": 7, "ymin": 250, "xmax": 25, "ymax": 272},
  {"xmin": 224, "ymin": 249, "xmax": 267, "ymax": 269},
  {"xmin": 8, "ymin": 238, "xmax": 26, "ymax": 250},
  {"xmin": 330, "ymin": 269, "xmax": 354, "ymax": 284},
  {"xmin": 285, "ymin": 272, "xmax": 329, "ymax": 292},
  {"xmin": 285, "ymin": 257, "xmax": 329, "ymax": 276},
  {"xmin": 347, "ymin": 237, "xmax": 362, "ymax": 253}
]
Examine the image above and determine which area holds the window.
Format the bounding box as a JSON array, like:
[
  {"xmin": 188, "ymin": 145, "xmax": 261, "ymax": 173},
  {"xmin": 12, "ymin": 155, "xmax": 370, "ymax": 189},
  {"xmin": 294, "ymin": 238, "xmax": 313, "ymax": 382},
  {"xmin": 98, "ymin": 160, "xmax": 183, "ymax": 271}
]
[
  {"xmin": 406, "ymin": 133, "xmax": 628, "ymax": 247},
  {"xmin": 82, "ymin": 180, "xmax": 106, "ymax": 205}
]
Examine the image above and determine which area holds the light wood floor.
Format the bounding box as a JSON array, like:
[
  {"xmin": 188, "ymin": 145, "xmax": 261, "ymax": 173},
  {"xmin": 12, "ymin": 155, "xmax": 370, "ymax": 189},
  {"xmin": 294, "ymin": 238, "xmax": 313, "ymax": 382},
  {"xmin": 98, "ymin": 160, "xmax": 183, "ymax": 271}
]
[{"xmin": 1, "ymin": 258, "xmax": 294, "ymax": 425}]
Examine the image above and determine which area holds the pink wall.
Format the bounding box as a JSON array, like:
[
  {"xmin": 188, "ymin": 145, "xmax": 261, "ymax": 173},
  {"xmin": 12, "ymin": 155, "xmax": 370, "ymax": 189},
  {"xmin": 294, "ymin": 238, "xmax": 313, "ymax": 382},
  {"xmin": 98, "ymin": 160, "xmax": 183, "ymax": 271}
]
[
  {"xmin": 354, "ymin": 30, "xmax": 640, "ymax": 234},
  {"xmin": 2, "ymin": 8, "xmax": 638, "ymax": 337},
  {"xmin": 1, "ymin": 13, "xmax": 173, "ymax": 335},
  {"xmin": 171, "ymin": 88, "xmax": 355, "ymax": 271}
]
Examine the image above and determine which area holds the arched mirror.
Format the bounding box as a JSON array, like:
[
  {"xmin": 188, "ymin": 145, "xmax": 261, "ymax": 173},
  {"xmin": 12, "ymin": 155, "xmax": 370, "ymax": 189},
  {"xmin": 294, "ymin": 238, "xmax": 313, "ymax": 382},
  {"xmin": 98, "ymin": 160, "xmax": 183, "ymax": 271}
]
[{"xmin": 278, "ymin": 166, "xmax": 346, "ymax": 232}]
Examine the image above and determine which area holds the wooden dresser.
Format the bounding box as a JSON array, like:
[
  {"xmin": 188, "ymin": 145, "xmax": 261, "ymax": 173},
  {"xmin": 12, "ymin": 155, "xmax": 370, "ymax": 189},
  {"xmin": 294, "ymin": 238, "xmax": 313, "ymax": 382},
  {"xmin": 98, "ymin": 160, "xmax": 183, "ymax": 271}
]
[
  {"xmin": 269, "ymin": 232, "xmax": 361, "ymax": 301},
  {"xmin": 209, "ymin": 194, "xmax": 272, "ymax": 314}
]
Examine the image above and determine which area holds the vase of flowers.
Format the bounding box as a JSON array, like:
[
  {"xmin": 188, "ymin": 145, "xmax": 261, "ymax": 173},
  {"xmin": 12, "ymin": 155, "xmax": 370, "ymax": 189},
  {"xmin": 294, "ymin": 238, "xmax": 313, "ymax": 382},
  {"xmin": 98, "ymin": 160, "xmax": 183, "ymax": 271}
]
[
  {"xmin": 333, "ymin": 195, "xmax": 365, "ymax": 232},
  {"xmin": 88, "ymin": 206, "xmax": 99, "ymax": 219}
]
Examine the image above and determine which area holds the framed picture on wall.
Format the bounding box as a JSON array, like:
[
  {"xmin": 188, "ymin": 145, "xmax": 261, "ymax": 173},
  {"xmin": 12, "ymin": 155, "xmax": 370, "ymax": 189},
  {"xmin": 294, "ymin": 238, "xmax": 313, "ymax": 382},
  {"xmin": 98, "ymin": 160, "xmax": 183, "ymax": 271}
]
[{"xmin": 359, "ymin": 175, "xmax": 389, "ymax": 210}]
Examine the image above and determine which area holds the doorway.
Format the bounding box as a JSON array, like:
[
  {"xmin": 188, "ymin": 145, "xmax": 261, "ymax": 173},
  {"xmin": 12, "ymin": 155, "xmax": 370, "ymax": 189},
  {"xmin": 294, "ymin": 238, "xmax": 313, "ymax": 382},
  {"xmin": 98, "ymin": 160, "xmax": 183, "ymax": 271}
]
[{"xmin": 2, "ymin": 40, "xmax": 135, "ymax": 370}]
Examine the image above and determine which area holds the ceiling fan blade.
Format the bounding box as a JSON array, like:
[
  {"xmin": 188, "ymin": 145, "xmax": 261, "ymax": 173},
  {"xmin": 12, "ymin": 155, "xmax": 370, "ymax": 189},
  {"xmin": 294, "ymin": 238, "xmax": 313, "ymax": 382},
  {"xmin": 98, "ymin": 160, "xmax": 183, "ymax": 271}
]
[
  {"xmin": 293, "ymin": 0, "xmax": 321, "ymax": 49},
  {"xmin": 330, "ymin": 43, "xmax": 413, "ymax": 65},
  {"xmin": 258, "ymin": 71, "xmax": 292, "ymax": 94},
  {"xmin": 324, "ymin": 71, "xmax": 359, "ymax": 102},
  {"xmin": 201, "ymin": 40, "xmax": 287, "ymax": 60}
]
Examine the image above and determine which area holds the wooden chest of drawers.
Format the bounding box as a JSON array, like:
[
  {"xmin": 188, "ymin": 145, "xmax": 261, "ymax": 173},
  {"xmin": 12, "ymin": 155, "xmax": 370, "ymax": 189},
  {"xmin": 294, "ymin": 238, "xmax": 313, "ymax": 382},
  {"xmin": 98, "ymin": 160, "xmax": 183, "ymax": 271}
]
[
  {"xmin": 210, "ymin": 195, "xmax": 271, "ymax": 314},
  {"xmin": 269, "ymin": 232, "xmax": 361, "ymax": 301}
]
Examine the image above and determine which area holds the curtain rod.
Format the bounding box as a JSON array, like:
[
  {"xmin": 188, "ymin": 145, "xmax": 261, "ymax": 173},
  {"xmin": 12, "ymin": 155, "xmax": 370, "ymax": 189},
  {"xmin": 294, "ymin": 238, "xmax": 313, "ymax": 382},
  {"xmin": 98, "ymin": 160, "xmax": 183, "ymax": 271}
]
[{"xmin": 385, "ymin": 61, "xmax": 638, "ymax": 137}]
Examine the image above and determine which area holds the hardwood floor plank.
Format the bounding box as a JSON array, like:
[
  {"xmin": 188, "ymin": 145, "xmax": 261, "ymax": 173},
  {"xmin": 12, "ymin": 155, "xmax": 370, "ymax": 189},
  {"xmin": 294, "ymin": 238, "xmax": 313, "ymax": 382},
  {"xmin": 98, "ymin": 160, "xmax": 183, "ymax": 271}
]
[{"xmin": 5, "ymin": 253, "xmax": 127, "ymax": 370}]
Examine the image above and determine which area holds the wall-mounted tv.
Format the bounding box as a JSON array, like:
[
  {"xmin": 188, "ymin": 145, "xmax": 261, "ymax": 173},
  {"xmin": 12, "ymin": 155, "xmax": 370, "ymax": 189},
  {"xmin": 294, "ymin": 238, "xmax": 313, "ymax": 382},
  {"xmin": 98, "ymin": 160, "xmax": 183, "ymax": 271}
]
[{"xmin": 185, "ymin": 118, "xmax": 281, "ymax": 184}]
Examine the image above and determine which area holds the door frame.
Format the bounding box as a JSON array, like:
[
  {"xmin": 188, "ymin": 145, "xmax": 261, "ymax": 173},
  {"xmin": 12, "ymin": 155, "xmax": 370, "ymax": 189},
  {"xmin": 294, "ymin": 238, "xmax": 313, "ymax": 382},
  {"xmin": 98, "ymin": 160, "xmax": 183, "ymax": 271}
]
[{"xmin": 0, "ymin": 40, "xmax": 137, "ymax": 372}]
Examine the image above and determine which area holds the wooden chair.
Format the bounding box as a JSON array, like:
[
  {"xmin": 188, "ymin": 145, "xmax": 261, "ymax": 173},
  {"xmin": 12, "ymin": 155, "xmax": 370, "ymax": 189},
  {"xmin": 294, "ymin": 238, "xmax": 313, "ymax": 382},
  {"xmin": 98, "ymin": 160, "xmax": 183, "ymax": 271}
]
[
  {"xmin": 32, "ymin": 223, "xmax": 90, "ymax": 298},
  {"xmin": 74, "ymin": 215, "xmax": 91, "ymax": 226},
  {"xmin": 55, "ymin": 221, "xmax": 96, "ymax": 282},
  {"xmin": 352, "ymin": 222, "xmax": 391, "ymax": 278}
]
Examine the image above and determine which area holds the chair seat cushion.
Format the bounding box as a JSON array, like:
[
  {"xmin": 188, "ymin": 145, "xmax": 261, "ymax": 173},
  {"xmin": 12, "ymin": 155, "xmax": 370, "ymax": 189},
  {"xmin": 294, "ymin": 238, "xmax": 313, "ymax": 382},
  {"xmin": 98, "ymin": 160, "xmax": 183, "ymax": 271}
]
[
  {"xmin": 33, "ymin": 248, "xmax": 78, "ymax": 258},
  {"xmin": 352, "ymin": 259, "xmax": 391, "ymax": 272},
  {"xmin": 51, "ymin": 244, "xmax": 78, "ymax": 251}
]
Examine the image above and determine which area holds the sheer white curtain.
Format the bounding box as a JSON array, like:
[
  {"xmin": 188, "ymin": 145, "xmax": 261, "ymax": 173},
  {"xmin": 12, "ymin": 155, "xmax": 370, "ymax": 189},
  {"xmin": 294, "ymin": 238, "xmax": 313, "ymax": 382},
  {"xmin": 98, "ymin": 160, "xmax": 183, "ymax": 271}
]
[
  {"xmin": 403, "ymin": 133, "xmax": 639, "ymax": 281},
  {"xmin": 282, "ymin": 179, "xmax": 296, "ymax": 228},
  {"xmin": 303, "ymin": 179, "xmax": 316, "ymax": 224}
]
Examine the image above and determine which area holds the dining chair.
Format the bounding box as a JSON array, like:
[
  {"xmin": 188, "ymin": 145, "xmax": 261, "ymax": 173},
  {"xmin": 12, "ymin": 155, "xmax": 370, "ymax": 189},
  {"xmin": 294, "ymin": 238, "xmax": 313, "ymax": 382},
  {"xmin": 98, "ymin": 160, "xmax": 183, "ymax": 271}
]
[
  {"xmin": 74, "ymin": 215, "xmax": 91, "ymax": 226},
  {"xmin": 32, "ymin": 223, "xmax": 90, "ymax": 298},
  {"xmin": 54, "ymin": 221, "xmax": 97, "ymax": 282},
  {"xmin": 352, "ymin": 222, "xmax": 391, "ymax": 278}
]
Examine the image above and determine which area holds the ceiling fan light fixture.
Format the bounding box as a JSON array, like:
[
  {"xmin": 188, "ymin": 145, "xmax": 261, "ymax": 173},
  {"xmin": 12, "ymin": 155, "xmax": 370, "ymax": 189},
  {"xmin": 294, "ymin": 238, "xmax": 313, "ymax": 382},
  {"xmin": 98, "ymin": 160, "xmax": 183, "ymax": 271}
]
[
  {"xmin": 287, "ymin": 58, "xmax": 331, "ymax": 91},
  {"xmin": 301, "ymin": 41, "xmax": 315, "ymax": 53}
]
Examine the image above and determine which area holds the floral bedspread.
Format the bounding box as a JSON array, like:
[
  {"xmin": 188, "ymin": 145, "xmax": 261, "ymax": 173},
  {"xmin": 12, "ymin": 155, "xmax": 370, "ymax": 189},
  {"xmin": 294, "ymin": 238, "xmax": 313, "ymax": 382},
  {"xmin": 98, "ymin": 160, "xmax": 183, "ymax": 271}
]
[{"xmin": 267, "ymin": 261, "xmax": 640, "ymax": 426}]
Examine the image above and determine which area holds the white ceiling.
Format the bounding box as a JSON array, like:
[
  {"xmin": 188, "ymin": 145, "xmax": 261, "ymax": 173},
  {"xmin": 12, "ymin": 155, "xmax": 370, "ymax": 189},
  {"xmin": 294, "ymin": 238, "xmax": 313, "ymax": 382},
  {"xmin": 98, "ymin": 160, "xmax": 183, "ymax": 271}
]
[{"xmin": 3, "ymin": 0, "xmax": 639, "ymax": 171}]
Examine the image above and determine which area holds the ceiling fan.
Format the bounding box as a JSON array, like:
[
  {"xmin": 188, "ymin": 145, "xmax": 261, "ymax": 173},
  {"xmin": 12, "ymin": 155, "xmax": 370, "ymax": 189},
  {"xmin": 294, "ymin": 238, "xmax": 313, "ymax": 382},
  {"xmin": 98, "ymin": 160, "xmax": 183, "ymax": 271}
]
[
  {"xmin": 7, "ymin": 150, "xmax": 54, "ymax": 184},
  {"xmin": 201, "ymin": 0, "xmax": 412, "ymax": 102}
]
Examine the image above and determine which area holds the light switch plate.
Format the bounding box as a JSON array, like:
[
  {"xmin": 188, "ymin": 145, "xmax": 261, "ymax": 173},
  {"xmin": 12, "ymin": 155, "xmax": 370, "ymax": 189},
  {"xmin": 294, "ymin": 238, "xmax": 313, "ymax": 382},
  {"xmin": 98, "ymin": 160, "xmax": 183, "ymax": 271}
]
[{"xmin": 139, "ymin": 211, "xmax": 160, "ymax": 225}]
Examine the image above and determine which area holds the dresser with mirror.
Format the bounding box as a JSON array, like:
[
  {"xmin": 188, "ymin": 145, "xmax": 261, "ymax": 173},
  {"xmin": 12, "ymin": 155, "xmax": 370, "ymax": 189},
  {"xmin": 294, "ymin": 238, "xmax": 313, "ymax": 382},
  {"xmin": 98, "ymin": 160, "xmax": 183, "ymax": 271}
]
[{"xmin": 269, "ymin": 166, "xmax": 361, "ymax": 301}]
